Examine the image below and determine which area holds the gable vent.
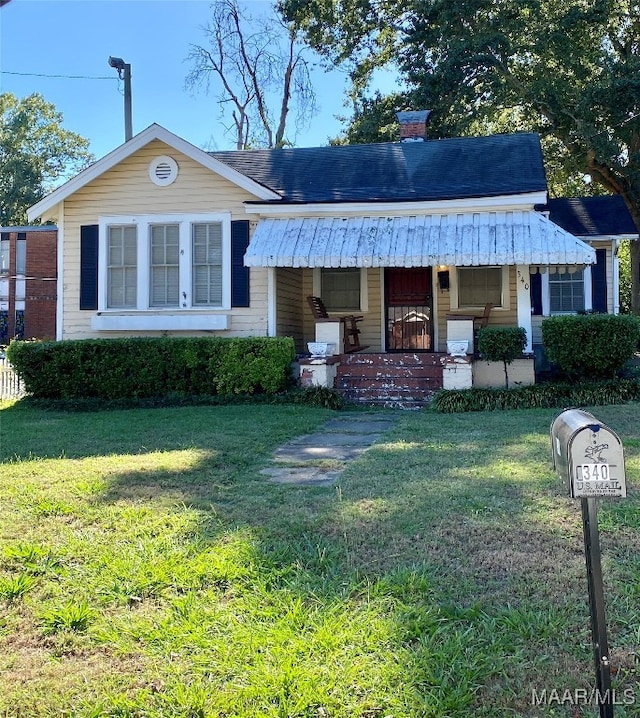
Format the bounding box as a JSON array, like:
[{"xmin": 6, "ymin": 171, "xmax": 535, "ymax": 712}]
[{"xmin": 149, "ymin": 155, "xmax": 178, "ymax": 186}]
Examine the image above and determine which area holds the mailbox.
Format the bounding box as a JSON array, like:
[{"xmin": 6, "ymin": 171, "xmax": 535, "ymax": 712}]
[{"xmin": 550, "ymin": 409, "xmax": 626, "ymax": 499}]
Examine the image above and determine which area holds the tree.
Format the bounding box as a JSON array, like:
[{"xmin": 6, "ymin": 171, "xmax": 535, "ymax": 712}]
[
  {"xmin": 477, "ymin": 326, "xmax": 527, "ymax": 389},
  {"xmin": 186, "ymin": 0, "xmax": 317, "ymax": 149},
  {"xmin": 619, "ymin": 239, "xmax": 632, "ymax": 314},
  {"xmin": 0, "ymin": 92, "xmax": 93, "ymax": 226},
  {"xmin": 280, "ymin": 0, "xmax": 640, "ymax": 313}
]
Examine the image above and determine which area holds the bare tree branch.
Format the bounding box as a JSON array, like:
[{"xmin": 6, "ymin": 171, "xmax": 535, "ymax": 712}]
[{"xmin": 186, "ymin": 0, "xmax": 317, "ymax": 149}]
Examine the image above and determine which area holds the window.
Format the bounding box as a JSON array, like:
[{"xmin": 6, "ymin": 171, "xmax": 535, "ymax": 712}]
[
  {"xmin": 457, "ymin": 267, "xmax": 503, "ymax": 308},
  {"xmin": 16, "ymin": 239, "xmax": 26, "ymax": 276},
  {"xmin": 192, "ymin": 223, "xmax": 223, "ymax": 306},
  {"xmin": 150, "ymin": 224, "xmax": 180, "ymax": 307},
  {"xmin": 320, "ymin": 268, "xmax": 361, "ymax": 311},
  {"xmin": 98, "ymin": 213, "xmax": 232, "ymax": 313},
  {"xmin": 107, "ymin": 226, "xmax": 137, "ymax": 308},
  {"xmin": 549, "ymin": 269, "xmax": 584, "ymax": 314},
  {"xmin": 0, "ymin": 234, "xmax": 9, "ymax": 275}
]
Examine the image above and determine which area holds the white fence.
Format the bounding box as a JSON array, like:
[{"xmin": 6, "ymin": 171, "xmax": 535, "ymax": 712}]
[{"xmin": 0, "ymin": 355, "xmax": 26, "ymax": 399}]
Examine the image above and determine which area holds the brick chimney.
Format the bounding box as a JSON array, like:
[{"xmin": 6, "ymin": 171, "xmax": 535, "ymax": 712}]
[{"xmin": 396, "ymin": 110, "xmax": 432, "ymax": 142}]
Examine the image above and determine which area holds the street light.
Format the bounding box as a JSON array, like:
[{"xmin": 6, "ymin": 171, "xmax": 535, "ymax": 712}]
[{"xmin": 108, "ymin": 56, "xmax": 132, "ymax": 142}]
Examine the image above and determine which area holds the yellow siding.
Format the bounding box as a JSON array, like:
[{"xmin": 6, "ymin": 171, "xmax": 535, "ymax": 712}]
[
  {"xmin": 299, "ymin": 268, "xmax": 384, "ymax": 352},
  {"xmin": 435, "ymin": 267, "xmax": 518, "ymax": 345},
  {"xmin": 61, "ymin": 140, "xmax": 268, "ymax": 339},
  {"xmin": 276, "ymin": 268, "xmax": 305, "ymax": 352}
]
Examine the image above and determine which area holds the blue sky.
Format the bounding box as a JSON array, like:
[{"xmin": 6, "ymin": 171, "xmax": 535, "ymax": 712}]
[{"xmin": 1, "ymin": 0, "xmax": 361, "ymax": 161}]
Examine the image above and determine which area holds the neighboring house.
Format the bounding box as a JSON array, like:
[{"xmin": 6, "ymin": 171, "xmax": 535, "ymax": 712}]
[
  {"xmin": 0, "ymin": 226, "xmax": 57, "ymax": 343},
  {"xmin": 26, "ymin": 115, "xmax": 623, "ymax": 400}
]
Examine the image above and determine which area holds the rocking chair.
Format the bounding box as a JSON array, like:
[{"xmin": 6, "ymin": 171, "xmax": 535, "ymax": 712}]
[{"xmin": 306, "ymin": 296, "xmax": 368, "ymax": 354}]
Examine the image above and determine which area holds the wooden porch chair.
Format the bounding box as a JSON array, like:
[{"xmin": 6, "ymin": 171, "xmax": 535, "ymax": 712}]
[
  {"xmin": 306, "ymin": 295, "xmax": 368, "ymax": 353},
  {"xmin": 473, "ymin": 303, "xmax": 494, "ymax": 356}
]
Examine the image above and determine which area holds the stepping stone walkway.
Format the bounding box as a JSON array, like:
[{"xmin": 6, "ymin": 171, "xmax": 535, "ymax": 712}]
[{"xmin": 260, "ymin": 414, "xmax": 398, "ymax": 486}]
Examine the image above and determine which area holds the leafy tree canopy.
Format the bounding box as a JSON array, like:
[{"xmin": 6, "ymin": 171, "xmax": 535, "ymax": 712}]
[
  {"xmin": 280, "ymin": 0, "xmax": 640, "ymax": 311},
  {"xmin": 0, "ymin": 92, "xmax": 93, "ymax": 226}
]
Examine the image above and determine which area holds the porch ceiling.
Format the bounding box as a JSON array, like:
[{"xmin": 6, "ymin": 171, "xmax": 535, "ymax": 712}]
[{"xmin": 243, "ymin": 210, "xmax": 597, "ymax": 268}]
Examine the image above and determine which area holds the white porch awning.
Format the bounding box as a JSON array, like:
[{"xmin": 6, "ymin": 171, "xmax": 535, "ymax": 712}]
[{"xmin": 244, "ymin": 211, "xmax": 597, "ymax": 268}]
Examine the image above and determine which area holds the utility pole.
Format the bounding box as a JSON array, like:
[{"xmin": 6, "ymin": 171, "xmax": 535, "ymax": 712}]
[{"xmin": 108, "ymin": 56, "xmax": 132, "ymax": 142}]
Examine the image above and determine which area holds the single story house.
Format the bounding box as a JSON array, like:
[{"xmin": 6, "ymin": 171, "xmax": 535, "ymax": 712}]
[{"xmin": 27, "ymin": 114, "xmax": 626, "ymax": 403}]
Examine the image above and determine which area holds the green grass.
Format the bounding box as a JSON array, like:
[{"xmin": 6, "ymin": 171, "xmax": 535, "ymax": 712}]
[{"xmin": 0, "ymin": 400, "xmax": 638, "ymax": 717}]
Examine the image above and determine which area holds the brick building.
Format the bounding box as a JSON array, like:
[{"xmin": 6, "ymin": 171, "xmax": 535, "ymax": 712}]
[{"xmin": 0, "ymin": 226, "xmax": 57, "ymax": 343}]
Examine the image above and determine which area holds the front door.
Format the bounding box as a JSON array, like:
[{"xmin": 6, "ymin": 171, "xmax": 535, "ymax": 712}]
[{"xmin": 385, "ymin": 268, "xmax": 433, "ymax": 351}]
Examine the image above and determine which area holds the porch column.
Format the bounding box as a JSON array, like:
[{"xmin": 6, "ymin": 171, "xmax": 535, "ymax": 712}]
[
  {"xmin": 516, "ymin": 265, "xmax": 533, "ymax": 353},
  {"xmin": 267, "ymin": 267, "xmax": 276, "ymax": 337}
]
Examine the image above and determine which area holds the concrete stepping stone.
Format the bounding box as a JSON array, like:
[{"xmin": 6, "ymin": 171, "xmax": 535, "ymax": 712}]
[
  {"xmin": 261, "ymin": 466, "xmax": 343, "ymax": 486},
  {"xmin": 262, "ymin": 412, "xmax": 399, "ymax": 486}
]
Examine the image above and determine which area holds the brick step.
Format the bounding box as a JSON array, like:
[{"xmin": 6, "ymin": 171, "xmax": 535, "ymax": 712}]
[
  {"xmin": 341, "ymin": 386, "xmax": 439, "ymax": 406},
  {"xmin": 342, "ymin": 388, "xmax": 439, "ymax": 401},
  {"xmin": 341, "ymin": 352, "xmax": 446, "ymax": 368},
  {"xmin": 337, "ymin": 376, "xmax": 443, "ymax": 392},
  {"xmin": 336, "ymin": 365, "xmax": 443, "ymax": 380}
]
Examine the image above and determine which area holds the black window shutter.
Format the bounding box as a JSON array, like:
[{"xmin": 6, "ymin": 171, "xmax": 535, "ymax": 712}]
[
  {"xmin": 529, "ymin": 270, "xmax": 543, "ymax": 316},
  {"xmin": 80, "ymin": 224, "xmax": 99, "ymax": 310},
  {"xmin": 591, "ymin": 248, "xmax": 607, "ymax": 313},
  {"xmin": 231, "ymin": 220, "xmax": 250, "ymax": 308}
]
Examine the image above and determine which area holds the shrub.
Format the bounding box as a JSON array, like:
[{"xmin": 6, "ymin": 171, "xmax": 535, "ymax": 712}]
[
  {"xmin": 287, "ymin": 386, "xmax": 346, "ymax": 409},
  {"xmin": 476, "ymin": 326, "xmax": 527, "ymax": 388},
  {"xmin": 7, "ymin": 337, "xmax": 296, "ymax": 400},
  {"xmin": 432, "ymin": 379, "xmax": 640, "ymax": 413},
  {"xmin": 542, "ymin": 314, "xmax": 640, "ymax": 380}
]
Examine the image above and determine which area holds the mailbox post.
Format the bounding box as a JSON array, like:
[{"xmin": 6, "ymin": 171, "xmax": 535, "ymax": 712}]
[{"xmin": 550, "ymin": 409, "xmax": 627, "ymax": 718}]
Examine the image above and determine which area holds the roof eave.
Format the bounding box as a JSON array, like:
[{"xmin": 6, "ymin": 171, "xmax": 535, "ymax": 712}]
[{"xmin": 243, "ymin": 191, "xmax": 548, "ymax": 216}]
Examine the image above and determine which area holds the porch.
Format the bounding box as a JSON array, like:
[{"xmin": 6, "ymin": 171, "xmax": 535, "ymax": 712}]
[
  {"xmin": 297, "ymin": 350, "xmax": 538, "ymax": 407},
  {"xmin": 245, "ymin": 209, "xmax": 599, "ymax": 400}
]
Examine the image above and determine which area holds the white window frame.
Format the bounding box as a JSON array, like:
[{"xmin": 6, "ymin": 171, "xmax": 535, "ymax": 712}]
[
  {"xmin": 312, "ymin": 267, "xmax": 368, "ymax": 313},
  {"xmin": 0, "ymin": 237, "xmax": 9, "ymax": 275},
  {"xmin": 97, "ymin": 212, "xmax": 232, "ymax": 313},
  {"xmin": 449, "ymin": 265, "xmax": 510, "ymax": 310},
  {"xmin": 16, "ymin": 238, "xmax": 26, "ymax": 276},
  {"xmin": 546, "ymin": 266, "xmax": 590, "ymax": 315}
]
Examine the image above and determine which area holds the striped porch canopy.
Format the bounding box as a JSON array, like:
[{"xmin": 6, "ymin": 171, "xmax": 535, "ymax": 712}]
[{"xmin": 244, "ymin": 210, "xmax": 596, "ymax": 268}]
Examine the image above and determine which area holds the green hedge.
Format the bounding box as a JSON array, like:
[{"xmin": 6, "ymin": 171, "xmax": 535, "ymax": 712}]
[
  {"xmin": 542, "ymin": 314, "xmax": 640, "ymax": 379},
  {"xmin": 7, "ymin": 337, "xmax": 296, "ymax": 400},
  {"xmin": 432, "ymin": 379, "xmax": 640, "ymax": 413}
]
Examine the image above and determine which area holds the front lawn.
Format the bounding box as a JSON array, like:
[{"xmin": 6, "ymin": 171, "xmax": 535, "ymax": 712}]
[{"xmin": 1, "ymin": 401, "xmax": 638, "ymax": 717}]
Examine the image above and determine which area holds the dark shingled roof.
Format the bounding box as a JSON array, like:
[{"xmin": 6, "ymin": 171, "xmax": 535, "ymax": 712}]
[
  {"xmin": 544, "ymin": 196, "xmax": 637, "ymax": 236},
  {"xmin": 211, "ymin": 132, "xmax": 546, "ymax": 203}
]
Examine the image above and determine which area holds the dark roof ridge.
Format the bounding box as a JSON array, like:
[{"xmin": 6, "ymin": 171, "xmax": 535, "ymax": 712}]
[{"xmin": 208, "ymin": 130, "xmax": 541, "ymax": 156}]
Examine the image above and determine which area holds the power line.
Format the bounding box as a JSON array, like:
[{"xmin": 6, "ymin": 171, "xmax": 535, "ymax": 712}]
[{"xmin": 2, "ymin": 70, "xmax": 116, "ymax": 80}]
